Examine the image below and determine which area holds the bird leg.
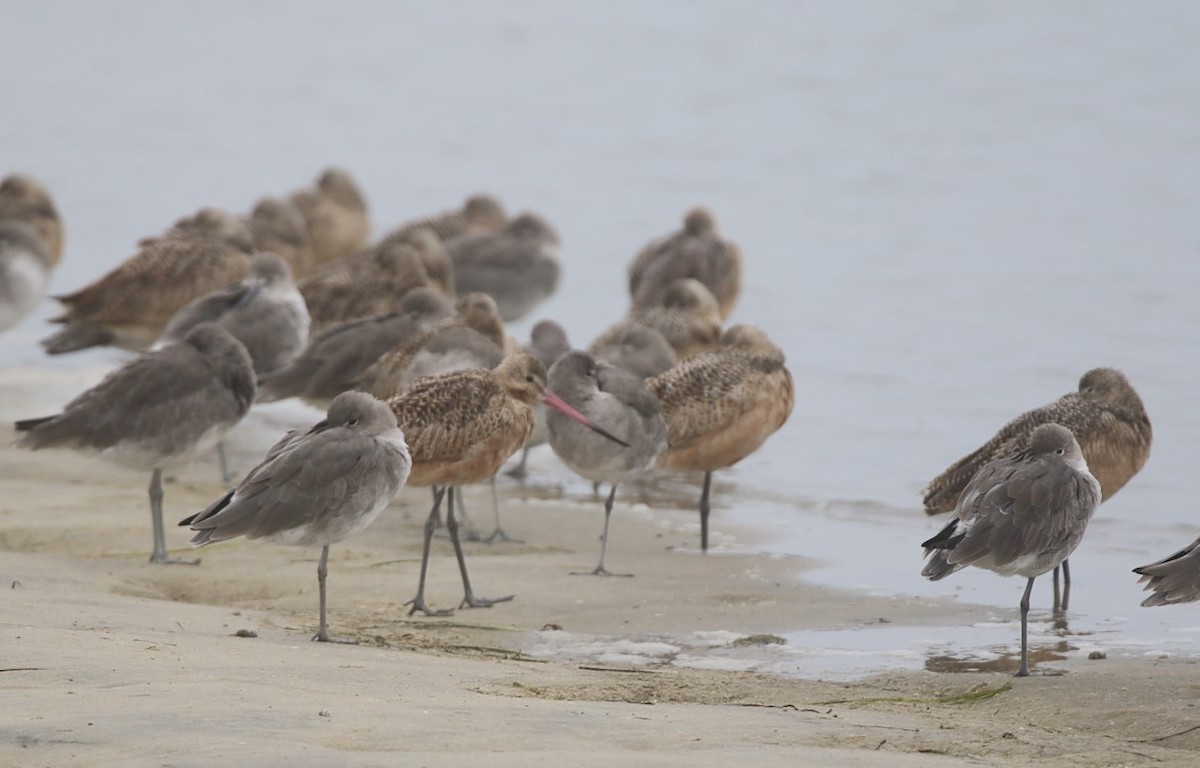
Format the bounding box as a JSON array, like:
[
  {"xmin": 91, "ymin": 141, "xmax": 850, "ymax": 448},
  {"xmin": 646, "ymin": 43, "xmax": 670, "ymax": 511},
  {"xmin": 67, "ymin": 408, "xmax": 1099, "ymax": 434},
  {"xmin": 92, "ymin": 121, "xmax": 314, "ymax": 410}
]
[
  {"xmin": 572, "ymin": 484, "xmax": 633, "ymax": 577},
  {"xmin": 313, "ymin": 544, "xmax": 355, "ymax": 643},
  {"xmin": 148, "ymin": 468, "xmax": 199, "ymax": 565},
  {"xmin": 483, "ymin": 476, "xmax": 523, "ymax": 544},
  {"xmin": 405, "ymin": 487, "xmax": 454, "ymax": 617},
  {"xmin": 441, "ymin": 486, "xmax": 483, "ymax": 541},
  {"xmin": 504, "ymin": 446, "xmax": 531, "ymax": 481},
  {"xmin": 1016, "ymin": 577, "xmax": 1035, "ymax": 677},
  {"xmin": 1051, "ymin": 559, "xmax": 1073, "ymax": 613},
  {"xmin": 699, "ymin": 471, "xmax": 713, "ymax": 552},
  {"xmin": 216, "ymin": 440, "xmax": 233, "ymax": 485},
  {"xmin": 447, "ymin": 487, "xmax": 514, "ymax": 609}
]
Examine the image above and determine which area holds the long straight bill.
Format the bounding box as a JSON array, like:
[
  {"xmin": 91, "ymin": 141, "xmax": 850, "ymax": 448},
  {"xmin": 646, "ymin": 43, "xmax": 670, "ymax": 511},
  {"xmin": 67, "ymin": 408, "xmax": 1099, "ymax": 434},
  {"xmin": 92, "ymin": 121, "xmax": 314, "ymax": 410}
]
[{"xmin": 542, "ymin": 390, "xmax": 630, "ymax": 447}]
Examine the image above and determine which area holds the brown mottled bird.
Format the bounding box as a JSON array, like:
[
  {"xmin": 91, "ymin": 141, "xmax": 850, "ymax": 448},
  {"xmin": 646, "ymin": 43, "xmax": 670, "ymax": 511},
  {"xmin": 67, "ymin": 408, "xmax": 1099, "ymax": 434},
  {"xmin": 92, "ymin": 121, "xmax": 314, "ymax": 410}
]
[
  {"xmin": 923, "ymin": 367, "xmax": 1152, "ymax": 610},
  {"xmin": 921, "ymin": 423, "xmax": 1101, "ymax": 677},
  {"xmin": 628, "ymin": 207, "xmax": 742, "ymax": 320},
  {"xmin": 298, "ymin": 238, "xmax": 437, "ymax": 332},
  {"xmin": 42, "ymin": 208, "xmax": 255, "ymax": 353},
  {"xmin": 387, "ymin": 353, "xmax": 629, "ymax": 616},
  {"xmin": 243, "ymin": 196, "xmax": 315, "ymax": 277},
  {"xmin": 592, "ymin": 278, "xmax": 723, "ymax": 362},
  {"xmin": 647, "ymin": 325, "xmax": 794, "ymax": 551},
  {"xmin": 288, "ymin": 168, "xmax": 370, "ymax": 268},
  {"xmin": 0, "ymin": 173, "xmax": 64, "ymax": 266},
  {"xmin": 378, "ymin": 193, "xmax": 507, "ymax": 244},
  {"xmin": 1135, "ymin": 537, "xmax": 1200, "ymax": 607}
]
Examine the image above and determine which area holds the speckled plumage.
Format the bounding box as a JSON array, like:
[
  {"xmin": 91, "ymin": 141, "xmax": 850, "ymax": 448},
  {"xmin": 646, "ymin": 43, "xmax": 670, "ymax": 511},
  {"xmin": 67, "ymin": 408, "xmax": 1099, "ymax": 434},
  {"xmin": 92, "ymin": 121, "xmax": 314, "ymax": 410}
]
[
  {"xmin": 244, "ymin": 196, "xmax": 315, "ymax": 276},
  {"xmin": 298, "ymin": 240, "xmax": 436, "ymax": 332},
  {"xmin": 628, "ymin": 207, "xmax": 741, "ymax": 320},
  {"xmin": 380, "ymin": 194, "xmax": 507, "ymax": 244},
  {"xmin": 288, "ymin": 168, "xmax": 370, "ymax": 267},
  {"xmin": 0, "ymin": 173, "xmax": 64, "ymax": 267},
  {"xmin": 923, "ymin": 368, "xmax": 1152, "ymax": 515},
  {"xmin": 592, "ymin": 278, "xmax": 722, "ymax": 360},
  {"xmin": 1134, "ymin": 537, "xmax": 1200, "ymax": 607}
]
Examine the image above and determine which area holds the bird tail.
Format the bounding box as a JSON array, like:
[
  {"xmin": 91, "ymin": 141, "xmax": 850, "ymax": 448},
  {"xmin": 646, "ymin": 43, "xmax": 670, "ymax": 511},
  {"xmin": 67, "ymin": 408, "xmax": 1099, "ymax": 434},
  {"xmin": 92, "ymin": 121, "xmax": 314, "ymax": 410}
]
[
  {"xmin": 14, "ymin": 415, "xmax": 55, "ymax": 433},
  {"xmin": 920, "ymin": 518, "xmax": 965, "ymax": 581},
  {"xmin": 41, "ymin": 324, "xmax": 114, "ymax": 355},
  {"xmin": 920, "ymin": 551, "xmax": 962, "ymax": 581}
]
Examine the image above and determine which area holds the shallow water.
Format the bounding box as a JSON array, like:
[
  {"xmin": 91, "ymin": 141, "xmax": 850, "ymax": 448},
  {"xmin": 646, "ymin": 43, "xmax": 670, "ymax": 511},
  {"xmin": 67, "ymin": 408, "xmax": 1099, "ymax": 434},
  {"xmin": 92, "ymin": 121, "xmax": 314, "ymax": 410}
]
[{"xmin": 5, "ymin": 1, "xmax": 1200, "ymax": 676}]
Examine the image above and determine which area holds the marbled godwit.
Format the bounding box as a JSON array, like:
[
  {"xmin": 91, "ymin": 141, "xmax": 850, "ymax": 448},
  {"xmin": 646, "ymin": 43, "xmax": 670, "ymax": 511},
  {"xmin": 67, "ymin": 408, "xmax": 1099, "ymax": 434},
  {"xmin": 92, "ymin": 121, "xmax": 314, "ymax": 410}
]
[
  {"xmin": 591, "ymin": 278, "xmax": 722, "ymax": 360},
  {"xmin": 357, "ymin": 293, "xmax": 507, "ymax": 401},
  {"xmin": 548, "ymin": 352, "xmax": 667, "ymax": 576},
  {"xmin": 42, "ymin": 209, "xmax": 255, "ymax": 353},
  {"xmin": 16, "ymin": 324, "xmax": 256, "ymax": 563},
  {"xmin": 298, "ymin": 238, "xmax": 436, "ymax": 332},
  {"xmin": 921, "ymin": 423, "xmax": 1101, "ymax": 677},
  {"xmin": 0, "ymin": 222, "xmax": 54, "ymax": 333},
  {"xmin": 380, "ymin": 193, "xmax": 507, "ymax": 243},
  {"xmin": 243, "ymin": 196, "xmax": 315, "ymax": 277},
  {"xmin": 256, "ymin": 287, "xmax": 453, "ymax": 408},
  {"xmin": 647, "ymin": 325, "xmax": 794, "ymax": 551},
  {"xmin": 387, "ymin": 353, "xmax": 628, "ymax": 615},
  {"xmin": 180, "ymin": 392, "xmax": 410, "ymax": 642},
  {"xmin": 1134, "ymin": 537, "xmax": 1200, "ymax": 607},
  {"xmin": 588, "ymin": 324, "xmax": 677, "ymax": 380},
  {"xmin": 507, "ymin": 320, "xmax": 572, "ymax": 481},
  {"xmin": 628, "ymin": 207, "xmax": 741, "ymax": 320},
  {"xmin": 446, "ymin": 212, "xmax": 560, "ymax": 322},
  {"xmin": 923, "ymin": 368, "xmax": 1152, "ymax": 610},
  {"xmin": 0, "ymin": 173, "xmax": 64, "ymax": 267},
  {"xmin": 288, "ymin": 168, "xmax": 370, "ymax": 268}
]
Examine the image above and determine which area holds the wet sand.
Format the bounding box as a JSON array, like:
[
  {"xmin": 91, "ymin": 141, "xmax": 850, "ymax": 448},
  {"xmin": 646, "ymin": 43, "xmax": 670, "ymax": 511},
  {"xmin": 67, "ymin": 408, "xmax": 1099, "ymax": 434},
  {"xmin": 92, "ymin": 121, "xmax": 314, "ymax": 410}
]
[{"xmin": 2, "ymin": 367, "xmax": 1200, "ymax": 767}]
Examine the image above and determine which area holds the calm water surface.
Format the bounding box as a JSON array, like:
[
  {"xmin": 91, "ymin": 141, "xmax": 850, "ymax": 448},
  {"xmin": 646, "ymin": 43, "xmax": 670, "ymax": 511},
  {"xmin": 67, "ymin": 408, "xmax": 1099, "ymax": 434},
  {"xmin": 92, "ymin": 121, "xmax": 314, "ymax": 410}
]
[{"xmin": 4, "ymin": 1, "xmax": 1199, "ymax": 675}]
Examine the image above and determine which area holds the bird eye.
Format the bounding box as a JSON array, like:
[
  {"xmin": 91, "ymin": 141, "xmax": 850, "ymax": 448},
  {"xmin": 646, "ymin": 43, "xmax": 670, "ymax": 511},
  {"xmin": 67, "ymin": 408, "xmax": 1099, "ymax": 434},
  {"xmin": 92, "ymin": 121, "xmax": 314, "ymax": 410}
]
[
  {"xmin": 348, "ymin": 418, "xmax": 359, "ymax": 426},
  {"xmin": 525, "ymin": 374, "xmax": 535, "ymax": 383},
  {"xmin": 1055, "ymin": 448, "xmax": 1064, "ymax": 455}
]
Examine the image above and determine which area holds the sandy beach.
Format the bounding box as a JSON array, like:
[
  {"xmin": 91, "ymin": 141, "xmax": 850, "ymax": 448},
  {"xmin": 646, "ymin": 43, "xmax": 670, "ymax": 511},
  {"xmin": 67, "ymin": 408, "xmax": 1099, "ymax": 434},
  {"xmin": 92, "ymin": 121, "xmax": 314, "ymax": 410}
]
[{"xmin": 2, "ymin": 367, "xmax": 1198, "ymax": 768}]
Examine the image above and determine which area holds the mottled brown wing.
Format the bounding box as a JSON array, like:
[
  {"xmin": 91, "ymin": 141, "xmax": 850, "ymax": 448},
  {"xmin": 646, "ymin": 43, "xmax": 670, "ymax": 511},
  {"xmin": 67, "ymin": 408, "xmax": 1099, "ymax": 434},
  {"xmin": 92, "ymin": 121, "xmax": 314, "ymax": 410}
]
[{"xmin": 389, "ymin": 372, "xmax": 522, "ymax": 466}]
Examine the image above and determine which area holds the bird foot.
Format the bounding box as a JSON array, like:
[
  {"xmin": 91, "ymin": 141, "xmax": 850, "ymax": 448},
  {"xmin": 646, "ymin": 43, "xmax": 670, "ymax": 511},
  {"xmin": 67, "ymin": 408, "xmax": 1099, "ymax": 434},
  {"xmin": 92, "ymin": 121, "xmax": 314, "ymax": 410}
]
[
  {"xmin": 405, "ymin": 597, "xmax": 454, "ymax": 617},
  {"xmin": 312, "ymin": 632, "xmax": 358, "ymax": 644},
  {"xmin": 149, "ymin": 553, "xmax": 201, "ymax": 566},
  {"xmin": 570, "ymin": 567, "xmax": 634, "ymax": 577},
  {"xmin": 459, "ymin": 592, "xmax": 515, "ymax": 609}
]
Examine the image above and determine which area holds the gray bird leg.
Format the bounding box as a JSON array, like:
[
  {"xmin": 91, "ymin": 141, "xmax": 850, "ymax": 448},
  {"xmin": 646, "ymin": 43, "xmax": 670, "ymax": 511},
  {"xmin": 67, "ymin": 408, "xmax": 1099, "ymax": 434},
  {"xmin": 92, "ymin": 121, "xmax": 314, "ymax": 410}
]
[
  {"xmin": 216, "ymin": 441, "xmax": 233, "ymax": 485},
  {"xmin": 1016, "ymin": 577, "xmax": 1035, "ymax": 677},
  {"xmin": 149, "ymin": 468, "xmax": 199, "ymax": 565},
  {"xmin": 447, "ymin": 487, "xmax": 514, "ymax": 609},
  {"xmin": 700, "ymin": 471, "xmax": 713, "ymax": 552},
  {"xmin": 313, "ymin": 544, "xmax": 355, "ymax": 643},
  {"xmin": 505, "ymin": 446, "xmax": 531, "ymax": 480},
  {"xmin": 406, "ymin": 487, "xmax": 454, "ymax": 617},
  {"xmin": 1051, "ymin": 559, "xmax": 1072, "ymax": 613},
  {"xmin": 572, "ymin": 484, "xmax": 633, "ymax": 577},
  {"xmin": 483, "ymin": 476, "xmax": 523, "ymax": 544}
]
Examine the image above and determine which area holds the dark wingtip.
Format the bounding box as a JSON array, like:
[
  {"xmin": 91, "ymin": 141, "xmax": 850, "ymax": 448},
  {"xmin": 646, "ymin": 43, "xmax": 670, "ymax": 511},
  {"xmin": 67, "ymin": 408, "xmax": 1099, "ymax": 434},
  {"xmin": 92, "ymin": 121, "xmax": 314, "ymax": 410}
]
[
  {"xmin": 14, "ymin": 415, "xmax": 55, "ymax": 432},
  {"xmin": 40, "ymin": 324, "xmax": 114, "ymax": 355}
]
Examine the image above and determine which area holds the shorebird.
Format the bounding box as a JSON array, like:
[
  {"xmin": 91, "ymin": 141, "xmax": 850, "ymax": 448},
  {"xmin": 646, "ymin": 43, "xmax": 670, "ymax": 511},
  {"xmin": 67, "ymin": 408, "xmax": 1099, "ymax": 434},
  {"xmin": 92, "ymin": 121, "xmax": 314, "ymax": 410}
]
[
  {"xmin": 357, "ymin": 293, "xmax": 507, "ymax": 401},
  {"xmin": 628, "ymin": 207, "xmax": 741, "ymax": 320},
  {"xmin": 16, "ymin": 324, "xmax": 256, "ymax": 563},
  {"xmin": 1134, "ymin": 537, "xmax": 1200, "ymax": 607},
  {"xmin": 256, "ymin": 287, "xmax": 454, "ymax": 408},
  {"xmin": 548, "ymin": 351, "xmax": 667, "ymax": 576},
  {"xmin": 180, "ymin": 392, "xmax": 411, "ymax": 642},
  {"xmin": 42, "ymin": 208, "xmax": 254, "ymax": 353},
  {"xmin": 923, "ymin": 368, "xmax": 1152, "ymax": 610},
  {"xmin": 507, "ymin": 320, "xmax": 572, "ymax": 481},
  {"xmin": 591, "ymin": 278, "xmax": 722, "ymax": 360},
  {"xmin": 379, "ymin": 194, "xmax": 507, "ymax": 243},
  {"xmin": 243, "ymin": 196, "xmax": 315, "ymax": 277},
  {"xmin": 288, "ymin": 168, "xmax": 370, "ymax": 268},
  {"xmin": 387, "ymin": 353, "xmax": 628, "ymax": 615},
  {"xmin": 588, "ymin": 324, "xmax": 677, "ymax": 380},
  {"xmin": 647, "ymin": 325, "xmax": 794, "ymax": 551},
  {"xmin": 0, "ymin": 173, "xmax": 64, "ymax": 267},
  {"xmin": 0, "ymin": 221, "xmax": 55, "ymax": 334},
  {"xmin": 298, "ymin": 238, "xmax": 437, "ymax": 332},
  {"xmin": 921, "ymin": 423, "xmax": 1101, "ymax": 677},
  {"xmin": 446, "ymin": 212, "xmax": 560, "ymax": 322}
]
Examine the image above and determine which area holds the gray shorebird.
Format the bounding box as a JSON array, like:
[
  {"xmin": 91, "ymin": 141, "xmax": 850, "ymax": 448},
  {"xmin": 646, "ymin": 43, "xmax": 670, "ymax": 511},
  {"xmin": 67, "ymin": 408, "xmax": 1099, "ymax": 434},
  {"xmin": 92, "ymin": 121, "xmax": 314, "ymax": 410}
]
[
  {"xmin": 379, "ymin": 194, "xmax": 507, "ymax": 244},
  {"xmin": 42, "ymin": 208, "xmax": 254, "ymax": 353},
  {"xmin": 387, "ymin": 353, "xmax": 629, "ymax": 616},
  {"xmin": 288, "ymin": 168, "xmax": 370, "ymax": 268},
  {"xmin": 0, "ymin": 173, "xmax": 64, "ymax": 267},
  {"xmin": 0, "ymin": 221, "xmax": 55, "ymax": 334},
  {"xmin": 1134, "ymin": 537, "xmax": 1200, "ymax": 607},
  {"xmin": 647, "ymin": 325, "xmax": 793, "ymax": 551},
  {"xmin": 923, "ymin": 368, "xmax": 1152, "ymax": 610},
  {"xmin": 921, "ymin": 423, "xmax": 1101, "ymax": 677},
  {"xmin": 180, "ymin": 392, "xmax": 411, "ymax": 643},
  {"xmin": 16, "ymin": 324, "xmax": 256, "ymax": 563},
  {"xmin": 507, "ymin": 320, "xmax": 572, "ymax": 481},
  {"xmin": 588, "ymin": 324, "xmax": 677, "ymax": 380},
  {"xmin": 627, "ymin": 207, "xmax": 741, "ymax": 321},
  {"xmin": 446, "ymin": 212, "xmax": 560, "ymax": 322},
  {"xmin": 243, "ymin": 196, "xmax": 315, "ymax": 277},
  {"xmin": 548, "ymin": 351, "xmax": 667, "ymax": 576},
  {"xmin": 591, "ymin": 278, "xmax": 722, "ymax": 360},
  {"xmin": 256, "ymin": 287, "xmax": 454, "ymax": 408}
]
